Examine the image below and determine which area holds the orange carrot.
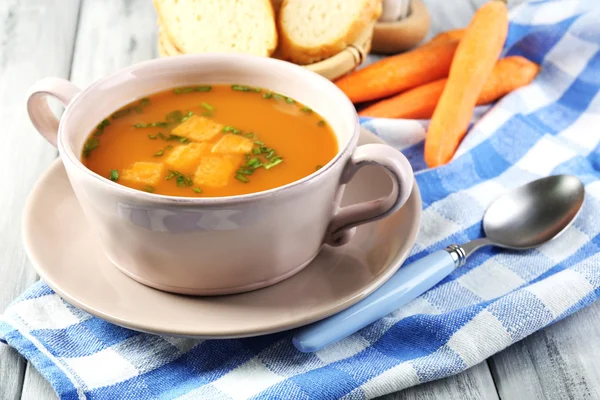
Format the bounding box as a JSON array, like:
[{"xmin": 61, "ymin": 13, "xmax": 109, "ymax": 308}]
[
  {"xmin": 425, "ymin": 1, "xmax": 508, "ymax": 167},
  {"xmin": 427, "ymin": 28, "xmax": 466, "ymax": 45},
  {"xmin": 360, "ymin": 80, "xmax": 446, "ymax": 119},
  {"xmin": 335, "ymin": 40, "xmax": 458, "ymax": 103},
  {"xmin": 359, "ymin": 56, "xmax": 539, "ymax": 119}
]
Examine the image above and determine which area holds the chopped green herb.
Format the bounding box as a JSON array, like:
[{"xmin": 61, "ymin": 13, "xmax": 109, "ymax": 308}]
[
  {"xmin": 148, "ymin": 134, "xmax": 158, "ymax": 139},
  {"xmin": 175, "ymin": 87, "xmax": 194, "ymax": 94},
  {"xmin": 232, "ymin": 128, "xmax": 241, "ymax": 135},
  {"xmin": 254, "ymin": 140, "xmax": 264, "ymax": 146},
  {"xmin": 265, "ymin": 150, "xmax": 275, "ymax": 159},
  {"xmin": 134, "ymin": 98, "xmax": 151, "ymax": 113},
  {"xmin": 235, "ymin": 174, "xmax": 249, "ymax": 183},
  {"xmin": 315, "ymin": 164, "xmax": 323, "ymax": 171},
  {"xmin": 165, "ymin": 145, "xmax": 173, "ymax": 150},
  {"xmin": 134, "ymin": 121, "xmax": 168, "ymax": 128},
  {"xmin": 273, "ymin": 93, "xmax": 285, "ymax": 101},
  {"xmin": 83, "ymin": 137, "xmax": 100, "ymax": 158},
  {"xmin": 111, "ymin": 108, "xmax": 132, "ymax": 119},
  {"xmin": 317, "ymin": 120, "xmax": 326, "ymax": 127},
  {"xmin": 98, "ymin": 119, "xmax": 110, "ymax": 130},
  {"xmin": 223, "ymin": 126, "xmax": 235, "ymax": 132},
  {"xmin": 112, "ymin": 98, "xmax": 151, "ymax": 119},
  {"xmin": 109, "ymin": 169, "xmax": 119, "ymax": 182},
  {"xmin": 244, "ymin": 132, "xmax": 255, "ymax": 138},
  {"xmin": 174, "ymin": 86, "xmax": 212, "ymax": 94},
  {"xmin": 201, "ymin": 102, "xmax": 214, "ymax": 111},
  {"xmin": 143, "ymin": 186, "xmax": 155, "ymax": 193},
  {"xmin": 231, "ymin": 84, "xmax": 250, "ymax": 92},
  {"xmin": 264, "ymin": 158, "xmax": 283, "ymax": 170},
  {"xmin": 158, "ymin": 132, "xmax": 166, "ymax": 139},
  {"xmin": 300, "ymin": 106, "xmax": 313, "ymax": 113},
  {"xmin": 180, "ymin": 111, "xmax": 194, "ymax": 123},
  {"xmin": 236, "ymin": 168, "xmax": 254, "ymax": 175},
  {"xmin": 165, "ymin": 171, "xmax": 177, "ymax": 180},
  {"xmin": 177, "ymin": 175, "xmax": 193, "ymax": 187},
  {"xmin": 165, "ymin": 170, "xmax": 193, "ymax": 187},
  {"xmin": 285, "ymin": 97, "xmax": 295, "ymax": 104},
  {"xmin": 193, "ymin": 187, "xmax": 202, "ymax": 194},
  {"xmin": 154, "ymin": 149, "xmax": 164, "ymax": 157},
  {"xmin": 93, "ymin": 119, "xmax": 110, "ymax": 136},
  {"xmin": 252, "ymin": 147, "xmax": 262, "ymax": 155},
  {"xmin": 248, "ymin": 158, "xmax": 261, "ymax": 167},
  {"xmin": 166, "ymin": 134, "xmax": 187, "ymax": 142},
  {"xmin": 262, "ymin": 92, "xmax": 273, "ymax": 99},
  {"xmin": 165, "ymin": 110, "xmax": 184, "ymax": 124}
]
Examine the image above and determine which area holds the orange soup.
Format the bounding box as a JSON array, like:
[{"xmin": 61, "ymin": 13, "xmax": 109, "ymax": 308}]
[{"xmin": 81, "ymin": 84, "xmax": 338, "ymax": 197}]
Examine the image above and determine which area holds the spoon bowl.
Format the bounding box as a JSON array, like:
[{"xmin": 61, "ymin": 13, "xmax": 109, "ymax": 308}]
[{"xmin": 484, "ymin": 175, "xmax": 585, "ymax": 249}]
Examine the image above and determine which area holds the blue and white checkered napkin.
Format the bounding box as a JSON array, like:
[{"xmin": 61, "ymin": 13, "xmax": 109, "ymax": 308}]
[{"xmin": 3, "ymin": 1, "xmax": 600, "ymax": 398}]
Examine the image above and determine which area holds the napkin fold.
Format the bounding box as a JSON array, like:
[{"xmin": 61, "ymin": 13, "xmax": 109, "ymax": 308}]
[{"xmin": 3, "ymin": 1, "xmax": 600, "ymax": 398}]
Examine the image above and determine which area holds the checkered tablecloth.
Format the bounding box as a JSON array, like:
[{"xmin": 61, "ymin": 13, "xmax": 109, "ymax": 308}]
[{"xmin": 2, "ymin": 0, "xmax": 600, "ymax": 398}]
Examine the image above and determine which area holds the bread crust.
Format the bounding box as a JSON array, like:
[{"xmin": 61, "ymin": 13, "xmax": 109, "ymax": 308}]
[
  {"xmin": 153, "ymin": 0, "xmax": 278, "ymax": 57},
  {"xmin": 278, "ymin": 0, "xmax": 381, "ymax": 65}
]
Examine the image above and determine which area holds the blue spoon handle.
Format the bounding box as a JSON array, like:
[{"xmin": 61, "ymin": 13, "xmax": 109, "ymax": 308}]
[{"xmin": 292, "ymin": 249, "xmax": 457, "ymax": 352}]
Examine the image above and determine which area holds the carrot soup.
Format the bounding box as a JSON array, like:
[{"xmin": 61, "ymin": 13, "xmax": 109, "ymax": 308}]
[{"xmin": 81, "ymin": 84, "xmax": 338, "ymax": 197}]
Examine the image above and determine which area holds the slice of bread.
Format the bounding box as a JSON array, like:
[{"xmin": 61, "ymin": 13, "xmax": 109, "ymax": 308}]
[
  {"xmin": 153, "ymin": 0, "xmax": 277, "ymax": 57},
  {"xmin": 278, "ymin": 0, "xmax": 381, "ymax": 65},
  {"xmin": 158, "ymin": 25, "xmax": 183, "ymax": 56}
]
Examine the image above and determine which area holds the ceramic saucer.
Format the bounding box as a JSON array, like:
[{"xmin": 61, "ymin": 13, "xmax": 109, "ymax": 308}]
[{"xmin": 22, "ymin": 128, "xmax": 421, "ymax": 338}]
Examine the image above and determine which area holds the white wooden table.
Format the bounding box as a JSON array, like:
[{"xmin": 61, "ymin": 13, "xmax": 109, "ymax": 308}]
[{"xmin": 1, "ymin": 1, "xmax": 599, "ymax": 399}]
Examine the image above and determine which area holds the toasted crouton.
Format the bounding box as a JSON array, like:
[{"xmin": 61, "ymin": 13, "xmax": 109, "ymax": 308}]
[
  {"xmin": 165, "ymin": 142, "xmax": 211, "ymax": 171},
  {"xmin": 193, "ymin": 155, "xmax": 242, "ymax": 188},
  {"xmin": 212, "ymin": 134, "xmax": 254, "ymax": 154},
  {"xmin": 172, "ymin": 115, "xmax": 223, "ymax": 142},
  {"xmin": 120, "ymin": 162, "xmax": 164, "ymax": 186}
]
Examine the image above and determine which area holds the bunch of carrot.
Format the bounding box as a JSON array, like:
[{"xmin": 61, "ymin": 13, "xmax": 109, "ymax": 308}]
[{"xmin": 335, "ymin": 1, "xmax": 540, "ymax": 168}]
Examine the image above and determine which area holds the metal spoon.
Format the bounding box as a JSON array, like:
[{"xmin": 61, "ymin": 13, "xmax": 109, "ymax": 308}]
[{"xmin": 293, "ymin": 175, "xmax": 585, "ymax": 352}]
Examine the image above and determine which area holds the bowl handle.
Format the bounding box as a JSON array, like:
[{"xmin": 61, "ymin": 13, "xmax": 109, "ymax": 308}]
[
  {"xmin": 325, "ymin": 143, "xmax": 414, "ymax": 246},
  {"xmin": 27, "ymin": 77, "xmax": 81, "ymax": 148}
]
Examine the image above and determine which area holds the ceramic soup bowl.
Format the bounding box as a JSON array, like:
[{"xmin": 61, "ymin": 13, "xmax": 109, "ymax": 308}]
[{"xmin": 26, "ymin": 53, "xmax": 414, "ymax": 296}]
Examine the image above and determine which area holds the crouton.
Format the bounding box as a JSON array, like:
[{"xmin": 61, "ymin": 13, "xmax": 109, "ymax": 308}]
[
  {"xmin": 165, "ymin": 142, "xmax": 211, "ymax": 171},
  {"xmin": 172, "ymin": 115, "xmax": 223, "ymax": 142},
  {"xmin": 120, "ymin": 162, "xmax": 164, "ymax": 186},
  {"xmin": 193, "ymin": 155, "xmax": 242, "ymax": 188},
  {"xmin": 212, "ymin": 134, "xmax": 254, "ymax": 154}
]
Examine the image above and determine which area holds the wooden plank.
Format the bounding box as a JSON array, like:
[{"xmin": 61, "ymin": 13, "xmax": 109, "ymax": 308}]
[
  {"xmin": 20, "ymin": 0, "xmax": 157, "ymax": 397},
  {"xmin": 380, "ymin": 362, "xmax": 499, "ymax": 400},
  {"xmin": 69, "ymin": 0, "xmax": 158, "ymax": 87},
  {"xmin": 0, "ymin": 1, "xmax": 80, "ymax": 399},
  {"xmin": 489, "ymin": 300, "xmax": 600, "ymax": 400},
  {"xmin": 20, "ymin": 364, "xmax": 56, "ymax": 400}
]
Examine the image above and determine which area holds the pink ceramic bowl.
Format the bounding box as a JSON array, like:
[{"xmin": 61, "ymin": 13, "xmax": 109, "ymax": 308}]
[{"xmin": 26, "ymin": 53, "xmax": 414, "ymax": 295}]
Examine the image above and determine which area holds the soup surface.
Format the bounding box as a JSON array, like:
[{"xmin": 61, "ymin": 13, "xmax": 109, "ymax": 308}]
[{"xmin": 81, "ymin": 84, "xmax": 338, "ymax": 197}]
